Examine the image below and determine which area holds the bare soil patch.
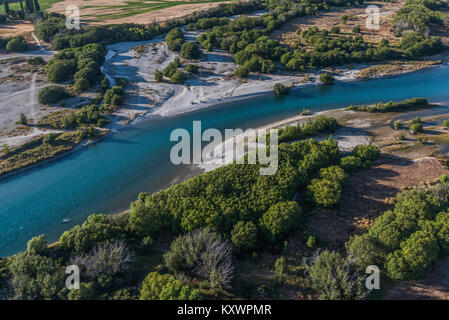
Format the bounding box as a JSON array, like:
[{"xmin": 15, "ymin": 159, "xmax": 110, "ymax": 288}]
[
  {"xmin": 307, "ymin": 156, "xmax": 448, "ymax": 250},
  {"xmin": 0, "ymin": 20, "xmax": 34, "ymax": 38}
]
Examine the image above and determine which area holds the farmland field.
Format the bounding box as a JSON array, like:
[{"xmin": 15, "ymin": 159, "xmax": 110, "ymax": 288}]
[
  {"xmin": 0, "ymin": 0, "xmax": 63, "ymax": 14},
  {"xmin": 46, "ymin": 0, "xmax": 233, "ymax": 25}
]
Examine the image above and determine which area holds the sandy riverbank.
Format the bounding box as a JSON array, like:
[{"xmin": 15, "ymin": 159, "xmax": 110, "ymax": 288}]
[{"xmin": 101, "ymin": 32, "xmax": 361, "ymax": 130}]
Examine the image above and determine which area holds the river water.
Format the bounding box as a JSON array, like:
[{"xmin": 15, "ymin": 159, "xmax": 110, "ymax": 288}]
[{"xmin": 1, "ymin": 64, "xmax": 449, "ymax": 257}]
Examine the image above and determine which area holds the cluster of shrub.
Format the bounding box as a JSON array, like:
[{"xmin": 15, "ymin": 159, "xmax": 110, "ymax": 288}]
[
  {"xmin": 347, "ymin": 97, "xmax": 429, "ymax": 112},
  {"xmin": 0, "ymin": 35, "xmax": 28, "ymax": 52},
  {"xmin": 347, "ymin": 176, "xmax": 449, "ymax": 281},
  {"xmin": 0, "ymin": 131, "xmax": 86, "ymax": 177},
  {"xmin": 196, "ymin": 4, "xmax": 444, "ymax": 79},
  {"xmin": 399, "ymin": 32, "xmax": 443, "ymax": 58},
  {"xmin": 277, "ymin": 115, "xmax": 339, "ymax": 143},
  {"xmin": 156, "ymin": 57, "xmax": 187, "ymax": 84},
  {"xmin": 32, "ymin": 1, "xmax": 263, "ymax": 51},
  {"xmin": 392, "ymin": 0, "xmax": 448, "ymax": 36},
  {"xmin": 59, "ymin": 104, "xmax": 109, "ymax": 130},
  {"xmin": 307, "ymin": 144, "xmax": 380, "ymax": 208},
  {"xmin": 166, "ymin": 28, "xmax": 202, "ymax": 59},
  {"xmin": 45, "ymin": 43, "xmax": 106, "ymax": 91}
]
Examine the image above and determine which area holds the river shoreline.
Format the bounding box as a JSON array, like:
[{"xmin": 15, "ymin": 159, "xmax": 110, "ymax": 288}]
[
  {"xmin": 2, "ymin": 29, "xmax": 447, "ymax": 181},
  {"xmin": 1, "ymin": 56, "xmax": 447, "ymax": 181}
]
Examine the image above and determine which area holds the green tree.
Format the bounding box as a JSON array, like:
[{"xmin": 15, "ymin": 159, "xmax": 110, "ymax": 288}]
[
  {"xmin": 443, "ymin": 119, "xmax": 449, "ymax": 129},
  {"xmin": 25, "ymin": 0, "xmax": 34, "ymax": 12},
  {"xmin": 259, "ymin": 201, "xmax": 302, "ymax": 243},
  {"xmin": 1, "ymin": 143, "xmax": 10, "ymax": 156},
  {"xmin": 319, "ymin": 165, "xmax": 347, "ymax": 185},
  {"xmin": 6, "ymin": 36, "xmax": 28, "ymax": 52},
  {"xmin": 319, "ymin": 72, "xmax": 335, "ymax": 85},
  {"xmin": 352, "ymin": 144, "xmax": 380, "ymax": 162},
  {"xmin": 4, "ymin": 0, "xmax": 10, "ymax": 14},
  {"xmin": 38, "ymin": 85, "xmax": 68, "ymax": 104},
  {"xmin": 154, "ymin": 70, "xmax": 163, "ymax": 82},
  {"xmin": 352, "ymin": 26, "xmax": 361, "ymax": 33},
  {"xmin": 43, "ymin": 133, "xmax": 57, "ymax": 145},
  {"xmin": 88, "ymin": 124, "xmax": 96, "ymax": 137},
  {"xmin": 140, "ymin": 272, "xmax": 200, "ymax": 300},
  {"xmin": 103, "ymin": 86, "xmax": 124, "ymax": 106},
  {"xmin": 170, "ymin": 70, "xmax": 187, "ymax": 84},
  {"xmin": 47, "ymin": 60, "xmax": 76, "ymax": 83},
  {"xmin": 274, "ymin": 83, "xmax": 291, "ymax": 95},
  {"xmin": 67, "ymin": 282, "xmax": 96, "ymax": 300},
  {"xmin": 231, "ymin": 221, "xmax": 258, "ymax": 253},
  {"xmin": 340, "ymin": 156, "xmax": 364, "ymax": 172},
  {"xmin": 274, "ymin": 256, "xmax": 286, "ymax": 284},
  {"xmin": 26, "ymin": 234, "xmax": 47, "ymax": 255},
  {"xmin": 19, "ymin": 113, "xmax": 27, "ymax": 125},
  {"xmin": 59, "ymin": 214, "xmax": 121, "ymax": 253},
  {"xmin": 307, "ymin": 178, "xmax": 342, "ymax": 208},
  {"xmin": 181, "ymin": 42, "xmax": 201, "ymax": 59},
  {"xmin": 33, "ymin": 0, "xmax": 40, "ymax": 11},
  {"xmin": 386, "ymin": 230, "xmax": 439, "ymax": 280},
  {"xmin": 9, "ymin": 252, "xmax": 66, "ymax": 299}
]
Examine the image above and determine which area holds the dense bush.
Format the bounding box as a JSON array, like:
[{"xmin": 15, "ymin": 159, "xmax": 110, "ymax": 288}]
[
  {"xmin": 6, "ymin": 36, "xmax": 28, "ymax": 52},
  {"xmin": 47, "ymin": 60, "xmax": 76, "ymax": 83},
  {"xmin": 259, "ymin": 201, "xmax": 302, "ymax": 243},
  {"xmin": 347, "ymin": 97, "xmax": 429, "ymax": 112},
  {"xmin": 231, "ymin": 221, "xmax": 258, "ymax": 253},
  {"xmin": 186, "ymin": 64, "xmax": 199, "ymax": 73},
  {"xmin": 274, "ymin": 83, "xmax": 291, "ymax": 96},
  {"xmin": 9, "ymin": 252, "xmax": 66, "ymax": 299},
  {"xmin": 166, "ymin": 28, "xmax": 184, "ymax": 51},
  {"xmin": 26, "ymin": 234, "xmax": 48, "ymax": 255},
  {"xmin": 181, "ymin": 42, "xmax": 201, "ymax": 59},
  {"xmin": 385, "ymin": 229, "xmax": 439, "ymax": 280},
  {"xmin": 278, "ymin": 116, "xmax": 339, "ymax": 143},
  {"xmin": 347, "ymin": 186, "xmax": 449, "ymax": 280},
  {"xmin": 103, "ymin": 86, "xmax": 124, "ymax": 106},
  {"xmin": 393, "ymin": 0, "xmax": 447, "ymax": 35},
  {"xmin": 340, "ymin": 155, "xmax": 364, "ymax": 172},
  {"xmin": 59, "ymin": 214, "xmax": 123, "ymax": 254},
  {"xmin": 400, "ymin": 33, "xmax": 443, "ymax": 58},
  {"xmin": 307, "ymin": 177, "xmax": 342, "ymax": 208},
  {"xmin": 170, "ymin": 70, "xmax": 187, "ymax": 84},
  {"xmin": 352, "ymin": 144, "xmax": 380, "ymax": 162},
  {"xmin": 319, "ymin": 72, "xmax": 335, "ymax": 85},
  {"xmin": 37, "ymin": 85, "xmax": 69, "ymax": 104},
  {"xmin": 27, "ymin": 56, "xmax": 45, "ymax": 65},
  {"xmin": 47, "ymin": 43, "xmax": 106, "ymax": 90},
  {"xmin": 139, "ymin": 272, "xmax": 200, "ymax": 300},
  {"xmin": 128, "ymin": 138, "xmax": 340, "ymax": 245},
  {"xmin": 35, "ymin": 16, "xmax": 67, "ymax": 42}
]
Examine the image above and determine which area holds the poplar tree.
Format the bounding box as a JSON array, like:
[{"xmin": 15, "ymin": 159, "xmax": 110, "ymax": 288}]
[
  {"xmin": 33, "ymin": 0, "xmax": 40, "ymax": 11},
  {"xmin": 4, "ymin": 0, "xmax": 10, "ymax": 14}
]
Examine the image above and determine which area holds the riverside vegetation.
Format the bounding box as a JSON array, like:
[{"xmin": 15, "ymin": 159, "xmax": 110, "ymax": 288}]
[{"xmin": 1, "ymin": 0, "xmax": 449, "ymax": 300}]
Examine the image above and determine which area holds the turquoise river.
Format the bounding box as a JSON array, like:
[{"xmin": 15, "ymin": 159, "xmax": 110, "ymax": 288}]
[{"xmin": 1, "ymin": 65, "xmax": 449, "ymax": 256}]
